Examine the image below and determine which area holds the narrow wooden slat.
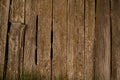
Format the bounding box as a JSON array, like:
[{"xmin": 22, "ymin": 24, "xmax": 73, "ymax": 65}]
[
  {"xmin": 9, "ymin": 0, "xmax": 25, "ymax": 79},
  {"xmin": 52, "ymin": 0, "xmax": 67, "ymax": 79},
  {"xmin": 6, "ymin": 23, "xmax": 25, "ymax": 80},
  {"xmin": 111, "ymin": 0, "xmax": 120, "ymax": 80},
  {"xmin": 23, "ymin": 0, "xmax": 37, "ymax": 79},
  {"xmin": 36, "ymin": 0, "xmax": 52, "ymax": 79},
  {"xmin": 66, "ymin": 0, "xmax": 75, "ymax": 79},
  {"xmin": 94, "ymin": 0, "xmax": 111, "ymax": 80},
  {"xmin": 10, "ymin": 0, "xmax": 25, "ymax": 23},
  {"xmin": 84, "ymin": 0, "xmax": 95, "ymax": 80},
  {"xmin": 67, "ymin": 0, "xmax": 85, "ymax": 79},
  {"xmin": 0, "ymin": 0, "xmax": 10, "ymax": 79}
]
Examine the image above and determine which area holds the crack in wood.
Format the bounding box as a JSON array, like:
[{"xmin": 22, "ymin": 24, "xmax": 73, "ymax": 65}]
[
  {"xmin": 50, "ymin": 0, "xmax": 54, "ymax": 79},
  {"xmin": 35, "ymin": 15, "xmax": 38, "ymax": 65},
  {"xmin": 3, "ymin": 21, "xmax": 11, "ymax": 80}
]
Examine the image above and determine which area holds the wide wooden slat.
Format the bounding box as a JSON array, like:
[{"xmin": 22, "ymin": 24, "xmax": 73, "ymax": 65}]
[
  {"xmin": 36, "ymin": 0, "xmax": 52, "ymax": 79},
  {"xmin": 52, "ymin": 0, "xmax": 67, "ymax": 79},
  {"xmin": 23, "ymin": 0, "xmax": 37, "ymax": 79},
  {"xmin": 67, "ymin": 0, "xmax": 85, "ymax": 79},
  {"xmin": 10, "ymin": 0, "xmax": 25, "ymax": 23},
  {"xmin": 111, "ymin": 0, "xmax": 120, "ymax": 80},
  {"xmin": 6, "ymin": 23, "xmax": 25, "ymax": 80},
  {"xmin": 94, "ymin": 0, "xmax": 111, "ymax": 80},
  {"xmin": 0, "ymin": 0, "xmax": 10, "ymax": 79},
  {"xmin": 85, "ymin": 0, "xmax": 95, "ymax": 80}
]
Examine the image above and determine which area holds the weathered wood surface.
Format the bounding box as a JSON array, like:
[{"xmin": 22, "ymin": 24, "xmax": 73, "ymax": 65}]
[
  {"xmin": 6, "ymin": 23, "xmax": 25, "ymax": 80},
  {"xmin": 52, "ymin": 0, "xmax": 67, "ymax": 79},
  {"xmin": 10, "ymin": 0, "xmax": 25, "ymax": 23},
  {"xmin": 37, "ymin": 0, "xmax": 52, "ymax": 79},
  {"xmin": 0, "ymin": 0, "xmax": 10, "ymax": 79},
  {"xmin": 94, "ymin": 0, "xmax": 111, "ymax": 80},
  {"xmin": 85, "ymin": 0, "xmax": 95, "ymax": 80},
  {"xmin": 23, "ymin": 0, "xmax": 37, "ymax": 79},
  {"xmin": 67, "ymin": 0, "xmax": 85, "ymax": 79},
  {"xmin": 0, "ymin": 0, "xmax": 120, "ymax": 80},
  {"xmin": 111, "ymin": 0, "xmax": 120, "ymax": 80}
]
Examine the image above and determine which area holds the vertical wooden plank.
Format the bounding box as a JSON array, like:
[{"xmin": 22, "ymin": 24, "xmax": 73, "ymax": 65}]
[
  {"xmin": 10, "ymin": 0, "xmax": 25, "ymax": 23},
  {"xmin": 67, "ymin": 0, "xmax": 85, "ymax": 79},
  {"xmin": 6, "ymin": 23, "xmax": 25, "ymax": 80},
  {"xmin": 52, "ymin": 0, "xmax": 67, "ymax": 79},
  {"xmin": 66, "ymin": 0, "xmax": 75, "ymax": 79},
  {"xmin": 95, "ymin": 0, "xmax": 111, "ymax": 80},
  {"xmin": 5, "ymin": 0, "xmax": 25, "ymax": 79},
  {"xmin": 0, "ymin": 0, "xmax": 10, "ymax": 79},
  {"xmin": 73, "ymin": 0, "xmax": 85, "ymax": 79},
  {"xmin": 84, "ymin": 0, "xmax": 95, "ymax": 80},
  {"xmin": 111, "ymin": 0, "xmax": 120, "ymax": 80},
  {"xmin": 36, "ymin": 0, "xmax": 52, "ymax": 79},
  {"xmin": 23, "ymin": 0, "xmax": 37, "ymax": 79}
]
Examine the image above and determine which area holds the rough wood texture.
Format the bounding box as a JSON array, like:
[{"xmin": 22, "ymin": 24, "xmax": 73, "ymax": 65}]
[
  {"xmin": 36, "ymin": 0, "xmax": 52, "ymax": 79},
  {"xmin": 52, "ymin": 0, "xmax": 67, "ymax": 79},
  {"xmin": 6, "ymin": 23, "xmax": 25, "ymax": 80},
  {"xmin": 94, "ymin": 0, "xmax": 111, "ymax": 80},
  {"xmin": 111, "ymin": 0, "xmax": 120, "ymax": 80},
  {"xmin": 85, "ymin": 0, "xmax": 95, "ymax": 80},
  {"xmin": 0, "ymin": 0, "xmax": 120, "ymax": 80},
  {"xmin": 10, "ymin": 0, "xmax": 25, "ymax": 23},
  {"xmin": 0, "ymin": 0, "xmax": 10, "ymax": 79},
  {"xmin": 67, "ymin": 0, "xmax": 85, "ymax": 79},
  {"xmin": 23, "ymin": 0, "xmax": 37, "ymax": 79}
]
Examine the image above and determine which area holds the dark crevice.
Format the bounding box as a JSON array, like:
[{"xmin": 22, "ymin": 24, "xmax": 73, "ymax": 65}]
[
  {"xmin": 109, "ymin": 0, "xmax": 112, "ymax": 80},
  {"xmin": 94, "ymin": 0, "xmax": 97, "ymax": 80},
  {"xmin": 22, "ymin": 0, "xmax": 26, "ymax": 76},
  {"xmin": 3, "ymin": 0, "xmax": 12, "ymax": 79},
  {"xmin": 95, "ymin": 0, "xmax": 97, "ymax": 15},
  {"xmin": 50, "ymin": 29, "xmax": 53, "ymax": 60},
  {"xmin": 10, "ymin": 0, "xmax": 12, "ymax": 5},
  {"xmin": 24, "ymin": 0, "xmax": 26, "ymax": 24},
  {"xmin": 50, "ymin": 25, "xmax": 53, "ymax": 80},
  {"xmin": 35, "ymin": 15, "xmax": 38, "ymax": 65},
  {"xmin": 50, "ymin": 0, "xmax": 54, "ymax": 80},
  {"xmin": 3, "ymin": 22, "xmax": 11, "ymax": 80},
  {"xmin": 22, "ymin": 25, "xmax": 26, "ymax": 69}
]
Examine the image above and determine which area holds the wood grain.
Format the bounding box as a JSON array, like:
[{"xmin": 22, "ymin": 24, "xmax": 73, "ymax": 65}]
[
  {"xmin": 0, "ymin": 0, "xmax": 10, "ymax": 79},
  {"xmin": 52, "ymin": 0, "xmax": 67, "ymax": 79},
  {"xmin": 111, "ymin": 0, "xmax": 120, "ymax": 80},
  {"xmin": 85, "ymin": 0, "xmax": 95, "ymax": 80},
  {"xmin": 36, "ymin": 0, "xmax": 52, "ymax": 79},
  {"xmin": 23, "ymin": 0, "xmax": 37, "ymax": 79},
  {"xmin": 94, "ymin": 0, "xmax": 111, "ymax": 80},
  {"xmin": 67, "ymin": 0, "xmax": 85, "ymax": 79},
  {"xmin": 10, "ymin": 0, "xmax": 25, "ymax": 23},
  {"xmin": 6, "ymin": 23, "xmax": 25, "ymax": 80}
]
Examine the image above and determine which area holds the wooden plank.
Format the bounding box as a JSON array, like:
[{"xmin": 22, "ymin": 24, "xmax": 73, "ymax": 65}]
[
  {"xmin": 0, "ymin": 0, "xmax": 10, "ymax": 79},
  {"xmin": 10, "ymin": 0, "xmax": 25, "ymax": 23},
  {"xmin": 94, "ymin": 0, "xmax": 111, "ymax": 80},
  {"xmin": 85, "ymin": 0, "xmax": 95, "ymax": 80},
  {"xmin": 23, "ymin": 0, "xmax": 37, "ymax": 79},
  {"xmin": 67, "ymin": 0, "xmax": 85, "ymax": 79},
  {"xmin": 52, "ymin": 0, "xmax": 67, "ymax": 79},
  {"xmin": 36, "ymin": 0, "xmax": 52, "ymax": 79},
  {"xmin": 6, "ymin": 23, "xmax": 25, "ymax": 80},
  {"xmin": 111, "ymin": 0, "xmax": 120, "ymax": 80}
]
